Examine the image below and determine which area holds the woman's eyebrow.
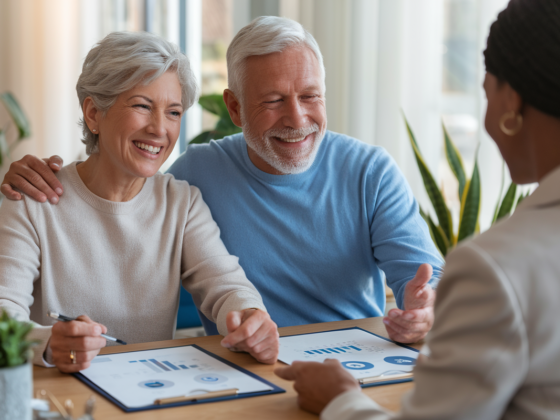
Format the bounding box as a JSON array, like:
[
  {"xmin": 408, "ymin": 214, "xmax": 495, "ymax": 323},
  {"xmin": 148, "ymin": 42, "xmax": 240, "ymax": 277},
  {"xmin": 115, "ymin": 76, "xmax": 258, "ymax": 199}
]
[{"xmin": 128, "ymin": 94, "xmax": 182, "ymax": 107}]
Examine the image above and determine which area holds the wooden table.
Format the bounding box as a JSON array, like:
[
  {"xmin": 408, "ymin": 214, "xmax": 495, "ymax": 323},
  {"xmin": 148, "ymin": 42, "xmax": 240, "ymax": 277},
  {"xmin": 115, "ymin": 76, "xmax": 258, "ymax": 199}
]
[{"xmin": 34, "ymin": 317, "xmax": 420, "ymax": 419}]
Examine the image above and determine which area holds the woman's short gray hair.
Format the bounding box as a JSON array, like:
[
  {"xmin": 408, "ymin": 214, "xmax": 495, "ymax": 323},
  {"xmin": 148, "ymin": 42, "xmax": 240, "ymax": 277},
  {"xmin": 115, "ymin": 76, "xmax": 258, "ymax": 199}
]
[
  {"xmin": 77, "ymin": 31, "xmax": 199, "ymax": 154},
  {"xmin": 226, "ymin": 16, "xmax": 325, "ymax": 102}
]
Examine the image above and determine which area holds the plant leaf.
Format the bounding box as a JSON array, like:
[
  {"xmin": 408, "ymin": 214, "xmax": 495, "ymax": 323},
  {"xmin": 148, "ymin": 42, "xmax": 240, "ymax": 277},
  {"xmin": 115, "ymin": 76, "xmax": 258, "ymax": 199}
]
[
  {"xmin": 403, "ymin": 113, "xmax": 453, "ymax": 242},
  {"xmin": 215, "ymin": 117, "xmax": 242, "ymax": 134},
  {"xmin": 442, "ymin": 121, "xmax": 466, "ymax": 200},
  {"xmin": 189, "ymin": 131, "xmax": 214, "ymax": 144},
  {"xmin": 495, "ymin": 182, "xmax": 517, "ymax": 222},
  {"xmin": 492, "ymin": 161, "xmax": 506, "ymax": 224},
  {"xmin": 198, "ymin": 94, "xmax": 230, "ymax": 120},
  {"xmin": 427, "ymin": 215, "xmax": 449, "ymax": 257},
  {"xmin": 0, "ymin": 92, "xmax": 31, "ymax": 140},
  {"xmin": 457, "ymin": 155, "xmax": 481, "ymax": 242}
]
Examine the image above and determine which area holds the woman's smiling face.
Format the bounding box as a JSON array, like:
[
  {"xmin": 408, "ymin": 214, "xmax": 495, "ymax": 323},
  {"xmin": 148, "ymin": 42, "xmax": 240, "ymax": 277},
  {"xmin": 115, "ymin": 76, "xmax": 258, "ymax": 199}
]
[{"xmin": 92, "ymin": 70, "xmax": 183, "ymax": 179}]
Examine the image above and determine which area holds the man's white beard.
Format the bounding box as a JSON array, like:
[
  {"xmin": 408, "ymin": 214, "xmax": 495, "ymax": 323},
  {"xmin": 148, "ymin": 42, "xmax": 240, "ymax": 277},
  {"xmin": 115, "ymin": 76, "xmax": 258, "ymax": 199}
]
[{"xmin": 242, "ymin": 117, "xmax": 325, "ymax": 175}]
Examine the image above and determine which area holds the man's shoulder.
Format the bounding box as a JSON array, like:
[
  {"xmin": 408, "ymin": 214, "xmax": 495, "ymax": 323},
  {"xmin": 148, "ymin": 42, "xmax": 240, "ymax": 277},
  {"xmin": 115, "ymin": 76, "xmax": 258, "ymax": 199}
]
[
  {"xmin": 321, "ymin": 131, "xmax": 396, "ymax": 173},
  {"xmin": 167, "ymin": 133, "xmax": 245, "ymax": 181}
]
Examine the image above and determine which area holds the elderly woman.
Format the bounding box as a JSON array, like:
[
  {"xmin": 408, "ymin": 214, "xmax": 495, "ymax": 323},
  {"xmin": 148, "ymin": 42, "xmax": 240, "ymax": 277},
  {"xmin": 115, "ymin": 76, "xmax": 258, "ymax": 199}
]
[
  {"xmin": 0, "ymin": 31, "xmax": 279, "ymax": 373},
  {"xmin": 275, "ymin": 0, "xmax": 560, "ymax": 419}
]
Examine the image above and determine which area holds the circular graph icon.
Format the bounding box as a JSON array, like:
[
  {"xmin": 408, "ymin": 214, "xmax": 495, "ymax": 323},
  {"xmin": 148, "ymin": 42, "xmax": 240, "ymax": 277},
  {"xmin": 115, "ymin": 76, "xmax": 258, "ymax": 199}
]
[
  {"xmin": 383, "ymin": 356, "xmax": 416, "ymax": 366},
  {"xmin": 138, "ymin": 379, "xmax": 175, "ymax": 389},
  {"xmin": 341, "ymin": 361, "xmax": 374, "ymax": 370},
  {"xmin": 194, "ymin": 373, "xmax": 228, "ymax": 385}
]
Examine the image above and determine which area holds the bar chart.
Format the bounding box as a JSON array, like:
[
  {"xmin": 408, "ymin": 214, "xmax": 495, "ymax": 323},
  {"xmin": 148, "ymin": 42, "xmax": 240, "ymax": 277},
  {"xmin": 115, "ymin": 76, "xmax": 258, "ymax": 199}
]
[
  {"xmin": 128, "ymin": 359, "xmax": 199, "ymax": 373},
  {"xmin": 303, "ymin": 345, "xmax": 362, "ymax": 355}
]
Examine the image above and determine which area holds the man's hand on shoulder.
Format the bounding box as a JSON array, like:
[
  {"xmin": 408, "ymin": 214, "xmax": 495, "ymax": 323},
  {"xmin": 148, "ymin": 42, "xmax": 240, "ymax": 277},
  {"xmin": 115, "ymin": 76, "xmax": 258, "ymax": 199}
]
[
  {"xmin": 221, "ymin": 308, "xmax": 279, "ymax": 364},
  {"xmin": 383, "ymin": 263, "xmax": 436, "ymax": 343},
  {"xmin": 1, "ymin": 155, "xmax": 64, "ymax": 203}
]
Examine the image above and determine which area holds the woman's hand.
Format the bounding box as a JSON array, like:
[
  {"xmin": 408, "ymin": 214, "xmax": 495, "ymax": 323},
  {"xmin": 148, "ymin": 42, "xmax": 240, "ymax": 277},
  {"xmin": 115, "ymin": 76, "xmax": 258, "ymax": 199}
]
[
  {"xmin": 49, "ymin": 315, "xmax": 107, "ymax": 373},
  {"xmin": 274, "ymin": 359, "xmax": 361, "ymax": 414},
  {"xmin": 221, "ymin": 309, "xmax": 279, "ymax": 364}
]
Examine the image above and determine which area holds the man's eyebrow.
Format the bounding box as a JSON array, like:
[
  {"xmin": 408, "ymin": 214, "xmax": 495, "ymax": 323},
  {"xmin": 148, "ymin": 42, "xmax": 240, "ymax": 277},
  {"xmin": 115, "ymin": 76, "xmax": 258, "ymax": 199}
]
[{"xmin": 128, "ymin": 95, "xmax": 182, "ymax": 107}]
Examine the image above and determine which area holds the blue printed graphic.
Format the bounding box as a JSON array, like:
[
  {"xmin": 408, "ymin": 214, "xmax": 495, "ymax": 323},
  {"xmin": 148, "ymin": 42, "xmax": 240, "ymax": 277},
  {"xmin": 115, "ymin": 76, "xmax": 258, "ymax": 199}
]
[
  {"xmin": 383, "ymin": 356, "xmax": 416, "ymax": 366},
  {"xmin": 341, "ymin": 361, "xmax": 374, "ymax": 370}
]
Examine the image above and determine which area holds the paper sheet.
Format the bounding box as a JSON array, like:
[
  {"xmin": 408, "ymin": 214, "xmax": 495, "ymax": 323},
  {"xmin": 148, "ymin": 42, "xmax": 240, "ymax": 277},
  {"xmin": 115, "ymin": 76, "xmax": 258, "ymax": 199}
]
[
  {"xmin": 79, "ymin": 345, "xmax": 273, "ymax": 408},
  {"xmin": 278, "ymin": 328, "xmax": 419, "ymax": 380}
]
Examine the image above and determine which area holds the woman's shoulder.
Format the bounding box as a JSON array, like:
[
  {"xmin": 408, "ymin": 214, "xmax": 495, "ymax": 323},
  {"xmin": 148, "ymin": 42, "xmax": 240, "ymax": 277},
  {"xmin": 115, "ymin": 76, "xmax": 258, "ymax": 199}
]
[{"xmin": 149, "ymin": 172, "xmax": 202, "ymax": 201}]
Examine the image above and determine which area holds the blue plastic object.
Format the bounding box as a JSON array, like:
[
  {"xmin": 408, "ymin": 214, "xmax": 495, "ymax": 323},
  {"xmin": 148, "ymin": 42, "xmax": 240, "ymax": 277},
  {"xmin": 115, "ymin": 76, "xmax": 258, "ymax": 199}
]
[{"xmin": 176, "ymin": 287, "xmax": 203, "ymax": 329}]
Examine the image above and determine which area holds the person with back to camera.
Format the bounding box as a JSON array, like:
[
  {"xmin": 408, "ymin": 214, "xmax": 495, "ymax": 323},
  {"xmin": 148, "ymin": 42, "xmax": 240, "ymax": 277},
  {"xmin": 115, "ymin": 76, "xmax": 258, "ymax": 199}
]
[
  {"xmin": 0, "ymin": 31, "xmax": 279, "ymax": 373},
  {"xmin": 274, "ymin": 0, "xmax": 560, "ymax": 418}
]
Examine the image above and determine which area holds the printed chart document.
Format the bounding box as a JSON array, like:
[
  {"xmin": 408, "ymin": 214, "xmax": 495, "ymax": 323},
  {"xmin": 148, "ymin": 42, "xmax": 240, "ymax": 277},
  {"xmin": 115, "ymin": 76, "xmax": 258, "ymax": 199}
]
[
  {"xmin": 279, "ymin": 328, "xmax": 419, "ymax": 387},
  {"xmin": 74, "ymin": 344, "xmax": 283, "ymax": 412}
]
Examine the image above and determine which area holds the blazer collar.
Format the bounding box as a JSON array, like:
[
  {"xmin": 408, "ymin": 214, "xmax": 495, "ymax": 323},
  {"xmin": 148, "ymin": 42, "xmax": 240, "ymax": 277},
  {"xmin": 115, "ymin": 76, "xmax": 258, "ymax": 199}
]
[{"xmin": 516, "ymin": 165, "xmax": 560, "ymax": 211}]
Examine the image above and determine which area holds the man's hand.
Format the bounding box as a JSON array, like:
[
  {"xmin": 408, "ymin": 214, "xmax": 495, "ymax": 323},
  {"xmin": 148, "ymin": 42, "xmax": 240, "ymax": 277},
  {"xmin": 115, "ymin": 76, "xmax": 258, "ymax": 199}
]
[
  {"xmin": 49, "ymin": 315, "xmax": 107, "ymax": 373},
  {"xmin": 221, "ymin": 309, "xmax": 279, "ymax": 364},
  {"xmin": 384, "ymin": 263, "xmax": 436, "ymax": 343},
  {"xmin": 1, "ymin": 155, "xmax": 64, "ymax": 203},
  {"xmin": 275, "ymin": 359, "xmax": 360, "ymax": 414}
]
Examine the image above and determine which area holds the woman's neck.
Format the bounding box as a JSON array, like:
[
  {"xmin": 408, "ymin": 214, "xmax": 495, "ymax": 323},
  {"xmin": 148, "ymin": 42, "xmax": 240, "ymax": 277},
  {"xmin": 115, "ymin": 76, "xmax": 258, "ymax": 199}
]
[{"xmin": 76, "ymin": 154, "xmax": 146, "ymax": 202}]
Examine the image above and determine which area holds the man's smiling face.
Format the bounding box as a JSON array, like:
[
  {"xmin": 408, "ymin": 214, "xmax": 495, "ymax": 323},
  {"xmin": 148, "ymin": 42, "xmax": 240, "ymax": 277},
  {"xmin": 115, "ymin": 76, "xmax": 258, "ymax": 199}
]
[{"xmin": 234, "ymin": 45, "xmax": 327, "ymax": 175}]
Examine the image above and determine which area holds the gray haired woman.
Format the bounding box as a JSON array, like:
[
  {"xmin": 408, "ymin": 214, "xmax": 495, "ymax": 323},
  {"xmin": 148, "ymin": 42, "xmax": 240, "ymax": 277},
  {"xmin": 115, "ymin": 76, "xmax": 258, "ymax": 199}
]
[{"xmin": 0, "ymin": 31, "xmax": 279, "ymax": 373}]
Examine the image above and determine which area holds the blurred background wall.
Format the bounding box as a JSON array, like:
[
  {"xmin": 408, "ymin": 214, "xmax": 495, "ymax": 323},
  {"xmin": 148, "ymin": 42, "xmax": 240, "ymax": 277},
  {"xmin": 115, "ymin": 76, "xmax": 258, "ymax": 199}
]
[{"xmin": 0, "ymin": 0, "xmax": 518, "ymax": 229}]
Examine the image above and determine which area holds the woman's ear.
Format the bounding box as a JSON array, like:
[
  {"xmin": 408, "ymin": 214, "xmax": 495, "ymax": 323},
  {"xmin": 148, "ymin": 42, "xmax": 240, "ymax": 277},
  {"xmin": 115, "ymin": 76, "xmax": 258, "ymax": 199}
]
[
  {"xmin": 223, "ymin": 89, "xmax": 243, "ymax": 128},
  {"xmin": 82, "ymin": 97, "xmax": 100, "ymax": 131},
  {"xmin": 503, "ymin": 82, "xmax": 524, "ymax": 115}
]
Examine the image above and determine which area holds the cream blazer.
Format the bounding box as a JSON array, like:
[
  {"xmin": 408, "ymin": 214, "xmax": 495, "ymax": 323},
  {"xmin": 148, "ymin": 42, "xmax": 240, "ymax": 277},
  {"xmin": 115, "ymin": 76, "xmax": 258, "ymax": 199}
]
[{"xmin": 323, "ymin": 166, "xmax": 560, "ymax": 420}]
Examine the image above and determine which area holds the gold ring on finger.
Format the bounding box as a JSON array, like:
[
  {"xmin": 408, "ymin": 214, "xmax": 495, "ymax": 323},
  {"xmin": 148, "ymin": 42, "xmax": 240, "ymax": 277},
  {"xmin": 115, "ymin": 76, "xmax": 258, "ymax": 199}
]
[{"xmin": 70, "ymin": 349, "xmax": 76, "ymax": 364}]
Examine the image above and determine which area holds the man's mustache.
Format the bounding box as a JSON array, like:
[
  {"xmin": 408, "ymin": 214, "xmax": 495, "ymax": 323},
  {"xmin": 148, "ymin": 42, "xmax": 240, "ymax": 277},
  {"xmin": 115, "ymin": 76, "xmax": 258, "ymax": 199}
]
[{"xmin": 265, "ymin": 124, "xmax": 320, "ymax": 139}]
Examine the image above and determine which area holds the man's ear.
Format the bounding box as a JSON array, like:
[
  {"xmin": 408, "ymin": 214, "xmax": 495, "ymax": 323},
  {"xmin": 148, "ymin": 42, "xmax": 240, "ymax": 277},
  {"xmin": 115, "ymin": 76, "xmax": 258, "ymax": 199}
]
[
  {"xmin": 223, "ymin": 89, "xmax": 242, "ymax": 128},
  {"xmin": 82, "ymin": 97, "xmax": 101, "ymax": 130}
]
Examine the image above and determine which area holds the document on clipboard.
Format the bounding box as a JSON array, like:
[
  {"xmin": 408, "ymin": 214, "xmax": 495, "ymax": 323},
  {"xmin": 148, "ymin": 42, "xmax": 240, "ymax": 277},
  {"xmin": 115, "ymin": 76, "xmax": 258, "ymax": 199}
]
[
  {"xmin": 73, "ymin": 344, "xmax": 284, "ymax": 412},
  {"xmin": 278, "ymin": 327, "xmax": 419, "ymax": 387}
]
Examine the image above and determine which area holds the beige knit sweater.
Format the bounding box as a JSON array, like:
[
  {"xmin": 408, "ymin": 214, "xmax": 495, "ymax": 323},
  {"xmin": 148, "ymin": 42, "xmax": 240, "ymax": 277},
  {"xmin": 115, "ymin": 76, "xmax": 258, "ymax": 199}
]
[{"xmin": 0, "ymin": 162, "xmax": 266, "ymax": 366}]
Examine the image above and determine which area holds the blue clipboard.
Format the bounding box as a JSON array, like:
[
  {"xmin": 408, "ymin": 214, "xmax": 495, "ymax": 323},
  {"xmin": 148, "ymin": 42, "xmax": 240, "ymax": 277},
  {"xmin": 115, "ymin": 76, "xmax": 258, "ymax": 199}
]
[
  {"xmin": 280, "ymin": 326, "xmax": 419, "ymax": 389},
  {"xmin": 73, "ymin": 344, "xmax": 285, "ymax": 412}
]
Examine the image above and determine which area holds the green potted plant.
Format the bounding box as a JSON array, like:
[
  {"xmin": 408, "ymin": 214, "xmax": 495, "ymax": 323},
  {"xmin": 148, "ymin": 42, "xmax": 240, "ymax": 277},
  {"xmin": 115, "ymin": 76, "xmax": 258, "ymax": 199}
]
[
  {"xmin": 0, "ymin": 311, "xmax": 37, "ymax": 420},
  {"xmin": 0, "ymin": 92, "xmax": 32, "ymax": 190},
  {"xmin": 403, "ymin": 114, "xmax": 527, "ymax": 256},
  {"xmin": 189, "ymin": 94, "xmax": 241, "ymax": 144}
]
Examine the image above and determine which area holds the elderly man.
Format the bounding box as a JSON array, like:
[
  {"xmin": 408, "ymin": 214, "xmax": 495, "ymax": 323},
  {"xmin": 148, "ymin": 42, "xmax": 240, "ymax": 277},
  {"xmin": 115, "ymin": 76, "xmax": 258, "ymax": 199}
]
[{"xmin": 1, "ymin": 17, "xmax": 442, "ymax": 343}]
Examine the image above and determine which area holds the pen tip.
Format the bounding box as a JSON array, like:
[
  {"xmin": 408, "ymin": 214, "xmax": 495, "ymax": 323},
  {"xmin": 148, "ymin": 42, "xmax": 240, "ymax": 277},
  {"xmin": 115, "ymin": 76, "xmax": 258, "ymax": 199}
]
[{"xmin": 117, "ymin": 339, "xmax": 127, "ymax": 345}]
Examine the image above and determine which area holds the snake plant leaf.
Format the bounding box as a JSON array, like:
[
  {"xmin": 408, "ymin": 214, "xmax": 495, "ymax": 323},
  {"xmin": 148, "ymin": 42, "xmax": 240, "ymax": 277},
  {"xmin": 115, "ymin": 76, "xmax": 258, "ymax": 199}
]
[
  {"xmin": 198, "ymin": 94, "xmax": 231, "ymax": 120},
  {"xmin": 443, "ymin": 122, "xmax": 466, "ymax": 199},
  {"xmin": 495, "ymin": 182, "xmax": 517, "ymax": 221},
  {"xmin": 0, "ymin": 92, "xmax": 31, "ymax": 140},
  {"xmin": 457, "ymin": 156, "xmax": 481, "ymax": 242},
  {"xmin": 403, "ymin": 114, "xmax": 453, "ymax": 242},
  {"xmin": 427, "ymin": 214, "xmax": 449, "ymax": 257}
]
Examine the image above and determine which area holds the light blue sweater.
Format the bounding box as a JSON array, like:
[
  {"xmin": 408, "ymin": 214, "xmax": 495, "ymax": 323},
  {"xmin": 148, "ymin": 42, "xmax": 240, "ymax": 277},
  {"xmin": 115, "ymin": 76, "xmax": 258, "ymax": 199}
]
[{"xmin": 168, "ymin": 131, "xmax": 443, "ymax": 333}]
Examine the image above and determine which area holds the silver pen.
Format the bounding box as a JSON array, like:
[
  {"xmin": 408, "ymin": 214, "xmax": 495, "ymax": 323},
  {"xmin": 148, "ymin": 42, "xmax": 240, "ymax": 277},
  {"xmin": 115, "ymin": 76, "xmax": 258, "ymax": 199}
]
[{"xmin": 48, "ymin": 311, "xmax": 127, "ymax": 345}]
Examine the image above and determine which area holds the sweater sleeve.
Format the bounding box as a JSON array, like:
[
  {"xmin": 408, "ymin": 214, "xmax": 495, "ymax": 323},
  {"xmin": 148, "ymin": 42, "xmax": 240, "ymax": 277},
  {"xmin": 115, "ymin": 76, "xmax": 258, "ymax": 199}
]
[
  {"xmin": 324, "ymin": 242, "xmax": 527, "ymax": 420},
  {"xmin": 179, "ymin": 186, "xmax": 267, "ymax": 336},
  {"xmin": 0, "ymin": 197, "xmax": 53, "ymax": 366},
  {"xmin": 367, "ymin": 150, "xmax": 443, "ymax": 308}
]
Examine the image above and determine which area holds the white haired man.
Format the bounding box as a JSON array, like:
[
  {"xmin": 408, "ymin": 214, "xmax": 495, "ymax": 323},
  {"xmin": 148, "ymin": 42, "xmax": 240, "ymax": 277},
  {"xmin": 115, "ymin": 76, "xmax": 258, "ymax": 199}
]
[{"xmin": 2, "ymin": 17, "xmax": 443, "ymax": 344}]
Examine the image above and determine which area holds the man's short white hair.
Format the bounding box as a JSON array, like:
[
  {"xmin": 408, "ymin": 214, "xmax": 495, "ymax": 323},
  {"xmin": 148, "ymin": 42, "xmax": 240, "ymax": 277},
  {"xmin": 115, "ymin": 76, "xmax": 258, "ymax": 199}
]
[
  {"xmin": 77, "ymin": 31, "xmax": 199, "ymax": 155},
  {"xmin": 226, "ymin": 16, "xmax": 325, "ymax": 100}
]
